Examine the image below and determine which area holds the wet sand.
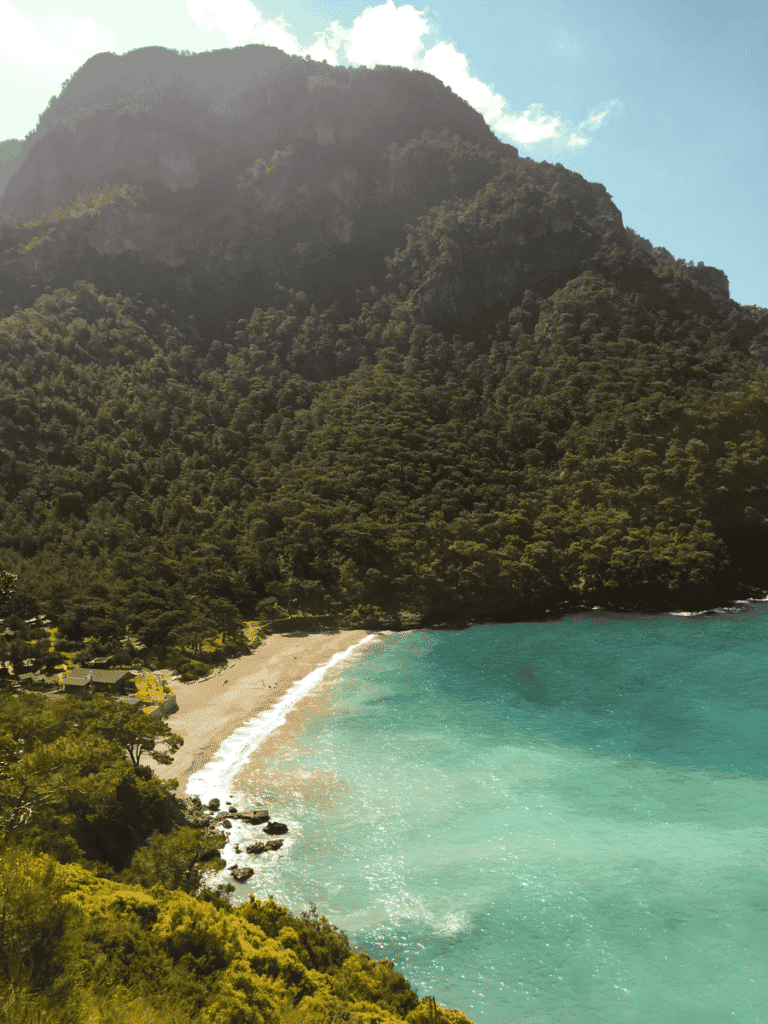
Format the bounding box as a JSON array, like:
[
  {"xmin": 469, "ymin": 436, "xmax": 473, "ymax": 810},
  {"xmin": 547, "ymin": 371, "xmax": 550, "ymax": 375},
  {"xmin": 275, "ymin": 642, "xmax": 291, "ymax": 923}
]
[{"xmin": 151, "ymin": 630, "xmax": 372, "ymax": 795}]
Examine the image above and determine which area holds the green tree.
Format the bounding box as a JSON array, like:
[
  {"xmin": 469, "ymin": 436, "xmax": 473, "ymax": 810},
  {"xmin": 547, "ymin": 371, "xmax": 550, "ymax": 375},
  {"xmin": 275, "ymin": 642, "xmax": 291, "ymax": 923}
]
[
  {"xmin": 81, "ymin": 696, "xmax": 183, "ymax": 767},
  {"xmin": 121, "ymin": 826, "xmax": 226, "ymax": 894},
  {"xmin": 0, "ymin": 573, "xmax": 15, "ymax": 620},
  {"xmin": 0, "ymin": 847, "xmax": 82, "ymax": 1007}
]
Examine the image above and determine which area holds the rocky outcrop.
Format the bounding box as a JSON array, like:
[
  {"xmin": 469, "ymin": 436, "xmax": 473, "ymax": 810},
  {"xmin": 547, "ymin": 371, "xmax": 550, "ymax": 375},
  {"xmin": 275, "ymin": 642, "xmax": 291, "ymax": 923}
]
[
  {"xmin": 686, "ymin": 263, "xmax": 730, "ymax": 302},
  {"xmin": 262, "ymin": 821, "xmax": 288, "ymax": 835},
  {"xmin": 245, "ymin": 839, "xmax": 284, "ymax": 855},
  {"xmin": 221, "ymin": 808, "xmax": 270, "ymax": 825},
  {"xmin": 183, "ymin": 795, "xmax": 290, "ymax": 860},
  {"xmin": 0, "ymin": 154, "xmax": 22, "ymax": 203},
  {"xmin": 0, "ymin": 42, "xmax": 730, "ymax": 337},
  {"xmin": 0, "ymin": 44, "xmax": 507, "ymax": 225},
  {"xmin": 0, "ymin": 44, "xmax": 519, "ymax": 326},
  {"xmin": 170, "ymin": 795, "xmax": 272, "ymax": 831},
  {"xmin": 230, "ymin": 865, "xmax": 255, "ymax": 882}
]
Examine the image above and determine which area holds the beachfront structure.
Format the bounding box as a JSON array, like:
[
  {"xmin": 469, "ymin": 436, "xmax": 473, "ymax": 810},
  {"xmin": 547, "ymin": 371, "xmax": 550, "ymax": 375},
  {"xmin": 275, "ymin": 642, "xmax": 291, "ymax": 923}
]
[{"xmin": 63, "ymin": 668, "xmax": 134, "ymax": 695}]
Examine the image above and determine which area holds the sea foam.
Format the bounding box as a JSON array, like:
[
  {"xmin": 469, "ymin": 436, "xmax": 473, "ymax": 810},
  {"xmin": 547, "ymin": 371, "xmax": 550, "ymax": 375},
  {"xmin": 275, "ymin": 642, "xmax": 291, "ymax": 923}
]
[{"xmin": 186, "ymin": 633, "xmax": 380, "ymax": 804}]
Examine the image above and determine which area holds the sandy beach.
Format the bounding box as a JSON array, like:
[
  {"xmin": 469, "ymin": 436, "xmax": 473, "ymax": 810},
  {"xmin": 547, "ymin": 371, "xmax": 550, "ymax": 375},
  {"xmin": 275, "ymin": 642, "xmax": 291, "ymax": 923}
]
[{"xmin": 152, "ymin": 630, "xmax": 372, "ymax": 795}]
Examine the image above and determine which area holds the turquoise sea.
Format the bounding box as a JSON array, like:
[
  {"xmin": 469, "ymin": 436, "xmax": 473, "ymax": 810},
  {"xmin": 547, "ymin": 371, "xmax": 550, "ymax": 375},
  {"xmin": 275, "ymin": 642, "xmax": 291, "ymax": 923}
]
[{"xmin": 190, "ymin": 605, "xmax": 768, "ymax": 1024}]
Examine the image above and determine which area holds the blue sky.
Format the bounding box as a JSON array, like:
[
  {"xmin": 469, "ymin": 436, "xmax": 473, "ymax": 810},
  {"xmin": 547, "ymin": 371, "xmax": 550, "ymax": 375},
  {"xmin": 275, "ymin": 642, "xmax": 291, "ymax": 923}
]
[{"xmin": 1, "ymin": 0, "xmax": 765, "ymax": 307}]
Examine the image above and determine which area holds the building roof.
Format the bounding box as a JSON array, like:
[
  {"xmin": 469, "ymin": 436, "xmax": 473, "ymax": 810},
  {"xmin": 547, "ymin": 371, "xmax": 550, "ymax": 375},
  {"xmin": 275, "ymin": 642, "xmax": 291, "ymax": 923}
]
[
  {"xmin": 17, "ymin": 672, "xmax": 54, "ymax": 685},
  {"xmin": 65, "ymin": 668, "xmax": 133, "ymax": 685}
]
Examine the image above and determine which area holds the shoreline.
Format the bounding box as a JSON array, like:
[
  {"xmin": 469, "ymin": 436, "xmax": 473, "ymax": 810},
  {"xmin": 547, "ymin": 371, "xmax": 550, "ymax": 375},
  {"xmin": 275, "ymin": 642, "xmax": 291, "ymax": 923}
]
[
  {"xmin": 152, "ymin": 588, "xmax": 768, "ymax": 797},
  {"xmin": 152, "ymin": 629, "xmax": 377, "ymax": 797}
]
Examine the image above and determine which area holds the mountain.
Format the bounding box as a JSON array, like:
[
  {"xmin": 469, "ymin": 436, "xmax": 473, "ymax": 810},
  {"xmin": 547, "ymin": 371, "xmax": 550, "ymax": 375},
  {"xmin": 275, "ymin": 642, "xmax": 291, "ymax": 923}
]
[
  {"xmin": 0, "ymin": 44, "xmax": 519, "ymax": 329},
  {"xmin": 0, "ymin": 47, "xmax": 767, "ymax": 1021},
  {"xmin": 0, "ymin": 42, "xmax": 766, "ymax": 670},
  {"xmin": 0, "ymin": 44, "xmax": 731, "ymax": 335},
  {"xmin": 0, "ymin": 139, "xmax": 23, "ymax": 203}
]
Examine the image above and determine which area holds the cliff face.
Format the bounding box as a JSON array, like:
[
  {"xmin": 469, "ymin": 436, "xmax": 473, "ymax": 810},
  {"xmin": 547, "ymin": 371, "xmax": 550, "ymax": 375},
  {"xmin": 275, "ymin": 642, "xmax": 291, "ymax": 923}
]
[
  {"xmin": 0, "ymin": 44, "xmax": 522, "ymax": 322},
  {"xmin": 0, "ymin": 43, "xmax": 729, "ymax": 330},
  {"xmin": 0, "ymin": 44, "xmax": 506, "ymax": 223}
]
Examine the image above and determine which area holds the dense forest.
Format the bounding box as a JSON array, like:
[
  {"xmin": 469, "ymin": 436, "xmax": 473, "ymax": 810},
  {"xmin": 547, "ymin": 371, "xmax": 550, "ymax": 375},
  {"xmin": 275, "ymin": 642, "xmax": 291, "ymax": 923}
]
[
  {"xmin": 0, "ymin": 42, "xmax": 767, "ymax": 1022},
  {"xmin": 0, "ymin": 174, "xmax": 766, "ymax": 674}
]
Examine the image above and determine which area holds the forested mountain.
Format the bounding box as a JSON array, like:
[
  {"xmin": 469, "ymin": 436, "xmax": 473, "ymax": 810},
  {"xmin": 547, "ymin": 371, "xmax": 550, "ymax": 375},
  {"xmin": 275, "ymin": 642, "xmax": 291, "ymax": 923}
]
[
  {"xmin": 0, "ymin": 42, "xmax": 766, "ymax": 670},
  {"xmin": 1, "ymin": 42, "xmax": 767, "ymax": 1024}
]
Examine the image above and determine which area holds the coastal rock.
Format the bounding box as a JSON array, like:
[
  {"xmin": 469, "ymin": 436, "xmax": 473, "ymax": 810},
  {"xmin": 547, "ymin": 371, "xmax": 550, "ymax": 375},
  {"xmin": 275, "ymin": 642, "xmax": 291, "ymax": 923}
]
[
  {"xmin": 245, "ymin": 839, "xmax": 283, "ymax": 855},
  {"xmin": 210, "ymin": 811, "xmax": 234, "ymax": 824},
  {"xmin": 263, "ymin": 821, "xmax": 288, "ymax": 835},
  {"xmin": 230, "ymin": 809, "xmax": 270, "ymax": 825},
  {"xmin": 230, "ymin": 865, "xmax": 254, "ymax": 882},
  {"xmin": 173, "ymin": 796, "xmax": 213, "ymax": 829},
  {"xmin": 207, "ymin": 798, "xmax": 220, "ymax": 811},
  {"xmin": 221, "ymin": 819, "xmax": 232, "ymax": 829}
]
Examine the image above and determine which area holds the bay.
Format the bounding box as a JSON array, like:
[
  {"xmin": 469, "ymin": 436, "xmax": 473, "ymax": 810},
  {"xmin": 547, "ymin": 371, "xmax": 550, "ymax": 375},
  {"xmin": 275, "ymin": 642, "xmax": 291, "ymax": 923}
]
[{"xmin": 225, "ymin": 605, "xmax": 768, "ymax": 1024}]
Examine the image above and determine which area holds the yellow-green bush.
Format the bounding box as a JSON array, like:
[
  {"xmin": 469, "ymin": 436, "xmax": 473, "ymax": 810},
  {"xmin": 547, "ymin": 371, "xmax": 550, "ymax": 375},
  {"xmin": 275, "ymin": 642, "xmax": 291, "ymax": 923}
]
[
  {"xmin": 406, "ymin": 997, "xmax": 475, "ymax": 1024},
  {"xmin": 0, "ymin": 840, "xmax": 473, "ymax": 1024},
  {"xmin": 133, "ymin": 671, "xmax": 173, "ymax": 703}
]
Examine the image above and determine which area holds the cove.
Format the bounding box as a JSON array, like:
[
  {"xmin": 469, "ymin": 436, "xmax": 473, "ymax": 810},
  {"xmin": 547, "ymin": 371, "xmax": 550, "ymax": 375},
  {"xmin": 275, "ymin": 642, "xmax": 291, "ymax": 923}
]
[{"xmin": 231, "ymin": 603, "xmax": 768, "ymax": 1023}]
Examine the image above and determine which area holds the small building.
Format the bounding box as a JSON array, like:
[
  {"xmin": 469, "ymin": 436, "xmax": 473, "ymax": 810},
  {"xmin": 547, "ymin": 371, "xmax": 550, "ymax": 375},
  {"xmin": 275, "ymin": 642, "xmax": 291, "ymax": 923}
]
[
  {"xmin": 16, "ymin": 672, "xmax": 57, "ymax": 691},
  {"xmin": 63, "ymin": 668, "xmax": 134, "ymax": 695},
  {"xmin": 63, "ymin": 675, "xmax": 93, "ymax": 696}
]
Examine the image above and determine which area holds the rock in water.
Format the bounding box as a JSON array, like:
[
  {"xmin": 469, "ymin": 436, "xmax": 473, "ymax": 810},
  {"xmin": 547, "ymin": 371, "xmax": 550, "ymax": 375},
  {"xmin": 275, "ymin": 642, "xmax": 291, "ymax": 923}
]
[
  {"xmin": 245, "ymin": 839, "xmax": 284, "ymax": 855},
  {"xmin": 263, "ymin": 821, "xmax": 288, "ymax": 835},
  {"xmin": 230, "ymin": 865, "xmax": 254, "ymax": 882},
  {"xmin": 233, "ymin": 809, "xmax": 270, "ymax": 825}
]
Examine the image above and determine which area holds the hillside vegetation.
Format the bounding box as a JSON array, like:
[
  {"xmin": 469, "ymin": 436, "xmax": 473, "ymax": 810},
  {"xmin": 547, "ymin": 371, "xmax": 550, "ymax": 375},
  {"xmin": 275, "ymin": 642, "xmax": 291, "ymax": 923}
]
[
  {"xmin": 0, "ymin": 220, "xmax": 766, "ymax": 666},
  {"xmin": 0, "ymin": 43, "xmax": 766, "ymax": 1023}
]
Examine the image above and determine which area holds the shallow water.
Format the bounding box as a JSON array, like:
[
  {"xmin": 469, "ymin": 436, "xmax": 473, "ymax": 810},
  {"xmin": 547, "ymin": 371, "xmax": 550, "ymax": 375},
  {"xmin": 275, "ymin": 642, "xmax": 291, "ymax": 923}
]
[{"xmin": 194, "ymin": 605, "xmax": 768, "ymax": 1024}]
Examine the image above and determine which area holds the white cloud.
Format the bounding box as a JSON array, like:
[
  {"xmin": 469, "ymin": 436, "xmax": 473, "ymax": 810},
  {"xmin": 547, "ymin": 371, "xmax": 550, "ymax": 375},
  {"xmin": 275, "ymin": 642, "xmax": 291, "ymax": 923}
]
[
  {"xmin": 422, "ymin": 41, "xmax": 505, "ymax": 121},
  {"xmin": 0, "ymin": 0, "xmax": 41, "ymax": 56},
  {"xmin": 576, "ymin": 101, "xmax": 619, "ymax": 137},
  {"xmin": 0, "ymin": 0, "xmax": 616, "ymax": 152},
  {"xmin": 584, "ymin": 110, "xmax": 608, "ymax": 130},
  {"xmin": 420, "ymin": 44, "xmax": 566, "ymax": 146},
  {"xmin": 0, "ymin": 0, "xmax": 115, "ymax": 70},
  {"xmin": 498, "ymin": 108, "xmax": 563, "ymax": 145},
  {"xmin": 344, "ymin": 0, "xmax": 429, "ymax": 69},
  {"xmin": 306, "ymin": 21, "xmax": 349, "ymax": 65},
  {"xmin": 325, "ymin": 3, "xmax": 615, "ymax": 152}
]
